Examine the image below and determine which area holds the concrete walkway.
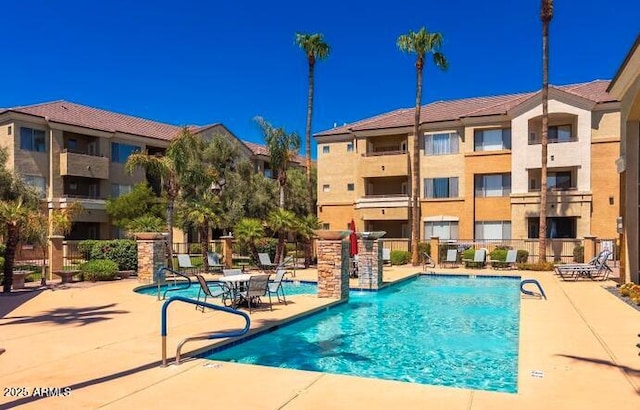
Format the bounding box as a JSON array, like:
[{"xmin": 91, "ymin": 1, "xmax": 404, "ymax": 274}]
[{"xmin": 0, "ymin": 266, "xmax": 639, "ymax": 409}]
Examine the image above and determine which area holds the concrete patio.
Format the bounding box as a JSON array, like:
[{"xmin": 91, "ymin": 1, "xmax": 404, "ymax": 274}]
[{"xmin": 0, "ymin": 265, "xmax": 639, "ymax": 409}]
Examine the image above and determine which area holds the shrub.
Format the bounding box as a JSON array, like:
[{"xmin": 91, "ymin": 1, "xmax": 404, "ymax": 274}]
[
  {"xmin": 0, "ymin": 243, "xmax": 5, "ymax": 256},
  {"xmin": 489, "ymin": 248, "xmax": 508, "ymax": 269},
  {"xmin": 390, "ymin": 250, "xmax": 411, "ymax": 265},
  {"xmin": 78, "ymin": 239, "xmax": 137, "ymax": 271},
  {"xmin": 80, "ymin": 259, "xmax": 119, "ymax": 281},
  {"xmin": 620, "ymin": 282, "xmax": 635, "ymax": 297},
  {"xmin": 462, "ymin": 248, "xmax": 476, "ymax": 261},
  {"xmin": 285, "ymin": 242, "xmax": 297, "ymax": 254},
  {"xmin": 188, "ymin": 243, "xmax": 203, "ymax": 254},
  {"xmin": 516, "ymin": 250, "xmax": 529, "ymax": 263},
  {"xmin": 417, "ymin": 242, "xmax": 431, "ymax": 256},
  {"xmin": 0, "ymin": 256, "xmax": 4, "ymax": 271},
  {"xmin": 517, "ymin": 261, "xmax": 554, "ymax": 271},
  {"xmin": 573, "ymin": 246, "xmax": 584, "ymax": 263}
]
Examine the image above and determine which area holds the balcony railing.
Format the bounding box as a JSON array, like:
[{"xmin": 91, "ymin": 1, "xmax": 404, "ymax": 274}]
[
  {"xmin": 528, "ymin": 136, "xmax": 579, "ymax": 145},
  {"xmin": 475, "ymin": 188, "xmax": 511, "ymax": 198},
  {"xmin": 60, "ymin": 151, "xmax": 109, "ymax": 179},
  {"xmin": 62, "ymin": 148, "xmax": 104, "ymax": 157},
  {"xmin": 362, "ymin": 150, "xmax": 407, "ymax": 157},
  {"xmin": 62, "ymin": 194, "xmax": 106, "ymax": 200},
  {"xmin": 528, "ymin": 187, "xmax": 578, "ymax": 193},
  {"xmin": 363, "ymin": 193, "xmax": 408, "ymax": 199}
]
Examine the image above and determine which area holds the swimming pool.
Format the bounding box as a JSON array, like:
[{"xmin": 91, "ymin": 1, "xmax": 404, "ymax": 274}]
[
  {"xmin": 204, "ymin": 275, "xmax": 520, "ymax": 393},
  {"xmin": 134, "ymin": 280, "xmax": 317, "ymax": 299}
]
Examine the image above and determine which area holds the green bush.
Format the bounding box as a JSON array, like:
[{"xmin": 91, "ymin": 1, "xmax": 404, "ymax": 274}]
[
  {"xmin": 573, "ymin": 245, "xmax": 584, "ymax": 263},
  {"xmin": 390, "ymin": 250, "xmax": 411, "ymax": 265},
  {"xmin": 489, "ymin": 249, "xmax": 508, "ymax": 268},
  {"xmin": 80, "ymin": 259, "xmax": 119, "ymax": 281},
  {"xmin": 0, "ymin": 243, "xmax": 5, "ymax": 256},
  {"xmin": 417, "ymin": 242, "xmax": 431, "ymax": 256},
  {"xmin": 0, "ymin": 256, "xmax": 4, "ymax": 271},
  {"xmin": 285, "ymin": 242, "xmax": 297, "ymax": 254},
  {"xmin": 78, "ymin": 239, "xmax": 137, "ymax": 271},
  {"xmin": 516, "ymin": 250, "xmax": 529, "ymax": 263},
  {"xmin": 462, "ymin": 248, "xmax": 476, "ymax": 261},
  {"xmin": 188, "ymin": 243, "xmax": 203, "ymax": 254}
]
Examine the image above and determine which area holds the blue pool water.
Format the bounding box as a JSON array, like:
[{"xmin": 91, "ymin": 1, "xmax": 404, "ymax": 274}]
[
  {"xmin": 204, "ymin": 275, "xmax": 520, "ymax": 393},
  {"xmin": 135, "ymin": 280, "xmax": 317, "ymax": 299}
]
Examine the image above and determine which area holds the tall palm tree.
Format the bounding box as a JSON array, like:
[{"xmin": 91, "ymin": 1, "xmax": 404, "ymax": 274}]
[
  {"xmin": 295, "ymin": 32, "xmax": 330, "ymax": 214},
  {"xmin": 539, "ymin": 0, "xmax": 553, "ymax": 262},
  {"xmin": 397, "ymin": 27, "xmax": 448, "ymax": 266},
  {"xmin": 255, "ymin": 117, "xmax": 301, "ymax": 209},
  {"xmin": 178, "ymin": 195, "xmax": 220, "ymax": 272},
  {"xmin": 1, "ymin": 199, "xmax": 31, "ymax": 293},
  {"xmin": 126, "ymin": 127, "xmax": 201, "ymax": 266},
  {"xmin": 234, "ymin": 218, "xmax": 265, "ymax": 262}
]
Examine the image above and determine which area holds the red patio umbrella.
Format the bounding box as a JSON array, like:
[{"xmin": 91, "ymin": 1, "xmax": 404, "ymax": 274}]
[{"xmin": 349, "ymin": 219, "xmax": 358, "ymax": 257}]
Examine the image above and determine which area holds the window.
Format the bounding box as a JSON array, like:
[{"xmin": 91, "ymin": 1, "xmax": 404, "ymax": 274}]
[
  {"xmin": 549, "ymin": 125, "xmax": 573, "ymax": 143},
  {"xmin": 475, "ymin": 174, "xmax": 511, "ymax": 197},
  {"xmin": 7, "ymin": 126, "xmax": 12, "ymax": 135},
  {"xmin": 20, "ymin": 127, "xmax": 46, "ymax": 152},
  {"xmin": 474, "ymin": 128, "xmax": 511, "ymax": 151},
  {"xmin": 424, "ymin": 132, "xmax": 458, "ymax": 155},
  {"xmin": 322, "ymin": 223, "xmax": 330, "ymax": 230},
  {"xmin": 347, "ymin": 143, "xmax": 354, "ymax": 152},
  {"xmin": 65, "ymin": 138, "xmax": 78, "ymax": 151},
  {"xmin": 322, "ymin": 146, "xmax": 330, "ymax": 154},
  {"xmin": 22, "ymin": 175, "xmax": 46, "ymax": 196},
  {"xmin": 347, "ymin": 183, "xmax": 354, "ymax": 191},
  {"xmin": 475, "ymin": 221, "xmax": 511, "ymax": 240},
  {"xmin": 111, "ymin": 142, "xmax": 140, "ymax": 163},
  {"xmin": 424, "ymin": 177, "xmax": 458, "ymax": 199},
  {"xmin": 424, "ymin": 221, "xmax": 459, "ymax": 240},
  {"xmin": 548, "ymin": 171, "xmax": 572, "ymax": 190},
  {"xmin": 111, "ymin": 184, "xmax": 133, "ymax": 198},
  {"xmin": 322, "ymin": 184, "xmax": 330, "ymax": 192},
  {"xmin": 528, "ymin": 217, "xmax": 576, "ymax": 238}
]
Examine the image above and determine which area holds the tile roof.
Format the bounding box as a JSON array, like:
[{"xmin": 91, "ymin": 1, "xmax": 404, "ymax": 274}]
[
  {"xmin": 3, "ymin": 100, "xmax": 182, "ymax": 141},
  {"xmin": 315, "ymin": 80, "xmax": 615, "ymax": 136},
  {"xmin": 243, "ymin": 141, "xmax": 306, "ymax": 164}
]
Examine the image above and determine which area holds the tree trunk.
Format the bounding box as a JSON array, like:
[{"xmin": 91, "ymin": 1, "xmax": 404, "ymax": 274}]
[
  {"xmin": 305, "ymin": 60, "xmax": 315, "ymax": 214},
  {"xmin": 166, "ymin": 198, "xmax": 174, "ymax": 269},
  {"xmin": 2, "ymin": 223, "xmax": 20, "ymax": 293},
  {"xmin": 410, "ymin": 60, "xmax": 423, "ymax": 266},
  {"xmin": 275, "ymin": 232, "xmax": 286, "ymax": 265},
  {"xmin": 200, "ymin": 223, "xmax": 209, "ymax": 272},
  {"xmin": 539, "ymin": 19, "xmax": 550, "ymax": 262}
]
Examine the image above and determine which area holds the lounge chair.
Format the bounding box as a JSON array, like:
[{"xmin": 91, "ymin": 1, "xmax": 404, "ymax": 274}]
[
  {"xmin": 176, "ymin": 254, "xmax": 199, "ymax": 275},
  {"xmin": 206, "ymin": 252, "xmax": 224, "ymax": 273},
  {"xmin": 258, "ymin": 253, "xmax": 278, "ymax": 271},
  {"xmin": 441, "ymin": 249, "xmax": 458, "ymax": 268},
  {"xmin": 267, "ymin": 269, "xmax": 287, "ymax": 305},
  {"xmin": 422, "ymin": 252, "xmax": 435, "ymax": 269},
  {"xmin": 194, "ymin": 274, "xmax": 231, "ymax": 311},
  {"xmin": 556, "ymin": 250, "xmax": 613, "ymax": 281},
  {"xmin": 238, "ymin": 274, "xmax": 272, "ymax": 313},
  {"xmin": 382, "ymin": 248, "xmax": 391, "ymax": 265},
  {"xmin": 491, "ymin": 249, "xmax": 517, "ymax": 269},
  {"xmin": 463, "ymin": 248, "xmax": 487, "ymax": 268}
]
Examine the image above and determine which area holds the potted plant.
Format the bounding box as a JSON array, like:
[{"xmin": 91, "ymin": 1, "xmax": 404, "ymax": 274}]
[{"xmin": 126, "ymin": 215, "xmax": 165, "ymax": 240}]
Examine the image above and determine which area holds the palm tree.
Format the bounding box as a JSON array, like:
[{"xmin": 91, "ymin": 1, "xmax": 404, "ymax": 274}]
[
  {"xmin": 397, "ymin": 27, "xmax": 448, "ymax": 266},
  {"xmin": 255, "ymin": 117, "xmax": 301, "ymax": 209},
  {"xmin": 293, "ymin": 214, "xmax": 321, "ymax": 268},
  {"xmin": 539, "ymin": 0, "xmax": 553, "ymax": 262},
  {"xmin": 178, "ymin": 195, "xmax": 220, "ymax": 272},
  {"xmin": 295, "ymin": 32, "xmax": 330, "ymax": 214},
  {"xmin": 234, "ymin": 218, "xmax": 265, "ymax": 262},
  {"xmin": 267, "ymin": 208, "xmax": 297, "ymax": 264},
  {"xmin": 125, "ymin": 127, "xmax": 201, "ymax": 267},
  {"xmin": 1, "ymin": 199, "xmax": 31, "ymax": 293}
]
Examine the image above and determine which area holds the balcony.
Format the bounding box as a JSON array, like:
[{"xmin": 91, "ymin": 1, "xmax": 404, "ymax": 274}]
[
  {"xmin": 60, "ymin": 150, "xmax": 109, "ymax": 179},
  {"xmin": 360, "ymin": 151, "xmax": 409, "ymax": 177}
]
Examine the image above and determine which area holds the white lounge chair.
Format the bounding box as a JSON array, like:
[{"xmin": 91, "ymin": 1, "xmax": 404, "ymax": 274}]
[
  {"xmin": 258, "ymin": 253, "xmax": 277, "ymax": 271},
  {"xmin": 176, "ymin": 254, "xmax": 198, "ymax": 275},
  {"xmin": 463, "ymin": 249, "xmax": 487, "ymax": 268},
  {"xmin": 382, "ymin": 248, "xmax": 391, "ymax": 265},
  {"xmin": 556, "ymin": 250, "xmax": 612, "ymax": 281},
  {"xmin": 441, "ymin": 249, "xmax": 458, "ymax": 268}
]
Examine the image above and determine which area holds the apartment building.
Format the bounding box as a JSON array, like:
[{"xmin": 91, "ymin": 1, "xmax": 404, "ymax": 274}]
[
  {"xmin": 609, "ymin": 35, "xmax": 640, "ymax": 284},
  {"xmin": 0, "ymin": 100, "xmax": 302, "ymax": 240},
  {"xmin": 314, "ymin": 80, "xmax": 620, "ymax": 243}
]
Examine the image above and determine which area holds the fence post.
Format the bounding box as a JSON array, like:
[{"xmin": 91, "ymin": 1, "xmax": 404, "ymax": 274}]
[
  {"xmin": 136, "ymin": 233, "xmax": 166, "ymax": 284},
  {"xmin": 220, "ymin": 235, "xmax": 234, "ymax": 268},
  {"xmin": 430, "ymin": 236, "xmax": 440, "ymax": 266},
  {"xmin": 47, "ymin": 235, "xmax": 64, "ymax": 281},
  {"xmin": 584, "ymin": 235, "xmax": 596, "ymax": 262}
]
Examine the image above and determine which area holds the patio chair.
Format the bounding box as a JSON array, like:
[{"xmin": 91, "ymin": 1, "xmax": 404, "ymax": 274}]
[
  {"xmin": 176, "ymin": 254, "xmax": 198, "ymax": 275},
  {"xmin": 556, "ymin": 250, "xmax": 613, "ymax": 281},
  {"xmin": 267, "ymin": 269, "xmax": 287, "ymax": 305},
  {"xmin": 463, "ymin": 248, "xmax": 487, "ymax": 268},
  {"xmin": 441, "ymin": 249, "xmax": 458, "ymax": 268},
  {"xmin": 422, "ymin": 252, "xmax": 435, "ymax": 269},
  {"xmin": 206, "ymin": 252, "xmax": 224, "ymax": 273},
  {"xmin": 258, "ymin": 253, "xmax": 278, "ymax": 271},
  {"xmin": 491, "ymin": 249, "xmax": 517, "ymax": 269},
  {"xmin": 382, "ymin": 248, "xmax": 391, "ymax": 265},
  {"xmin": 238, "ymin": 274, "xmax": 272, "ymax": 313},
  {"xmin": 194, "ymin": 274, "xmax": 231, "ymax": 311}
]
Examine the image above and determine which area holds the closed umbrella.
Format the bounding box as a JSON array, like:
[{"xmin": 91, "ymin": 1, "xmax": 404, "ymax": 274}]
[{"xmin": 349, "ymin": 219, "xmax": 358, "ymax": 257}]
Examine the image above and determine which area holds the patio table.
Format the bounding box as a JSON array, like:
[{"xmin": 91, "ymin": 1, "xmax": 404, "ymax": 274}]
[{"xmin": 218, "ymin": 274, "xmax": 254, "ymax": 308}]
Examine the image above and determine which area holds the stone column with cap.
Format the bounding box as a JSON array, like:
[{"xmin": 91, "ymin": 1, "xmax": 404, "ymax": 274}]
[
  {"xmin": 317, "ymin": 240, "xmax": 350, "ymax": 299},
  {"xmin": 136, "ymin": 234, "xmax": 166, "ymax": 284}
]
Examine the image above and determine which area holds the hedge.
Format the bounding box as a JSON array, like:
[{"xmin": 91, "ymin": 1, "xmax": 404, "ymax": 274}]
[
  {"xmin": 78, "ymin": 239, "xmax": 137, "ymax": 271},
  {"xmin": 80, "ymin": 259, "xmax": 119, "ymax": 281},
  {"xmin": 390, "ymin": 250, "xmax": 411, "ymax": 265}
]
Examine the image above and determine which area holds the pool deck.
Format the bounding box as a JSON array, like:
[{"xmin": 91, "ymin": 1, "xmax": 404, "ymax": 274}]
[{"xmin": 1, "ymin": 265, "xmax": 639, "ymax": 409}]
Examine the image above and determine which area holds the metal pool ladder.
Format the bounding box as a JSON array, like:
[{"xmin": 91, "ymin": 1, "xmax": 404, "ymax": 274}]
[
  {"xmin": 520, "ymin": 279, "xmax": 547, "ymax": 300},
  {"xmin": 155, "ymin": 266, "xmax": 193, "ymax": 301},
  {"xmin": 161, "ymin": 296, "xmax": 250, "ymax": 366}
]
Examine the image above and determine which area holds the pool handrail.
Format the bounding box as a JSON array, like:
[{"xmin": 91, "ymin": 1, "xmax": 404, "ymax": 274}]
[
  {"xmin": 161, "ymin": 296, "xmax": 250, "ymax": 366},
  {"xmin": 155, "ymin": 266, "xmax": 192, "ymax": 300}
]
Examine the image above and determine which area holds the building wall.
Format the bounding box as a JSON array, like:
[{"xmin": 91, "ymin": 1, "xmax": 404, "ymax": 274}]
[
  {"xmin": 591, "ymin": 140, "xmax": 620, "ymax": 238},
  {"xmin": 317, "ymin": 138, "xmax": 357, "ymax": 204},
  {"xmin": 0, "ymin": 121, "xmax": 15, "ymax": 167},
  {"xmin": 317, "ymin": 204, "xmax": 354, "ymax": 231}
]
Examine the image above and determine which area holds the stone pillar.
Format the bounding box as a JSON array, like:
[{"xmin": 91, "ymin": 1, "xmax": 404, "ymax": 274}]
[
  {"xmin": 430, "ymin": 236, "xmax": 440, "ymax": 266},
  {"xmin": 137, "ymin": 235, "xmax": 166, "ymax": 284},
  {"xmin": 220, "ymin": 235, "xmax": 234, "ymax": 268},
  {"xmin": 584, "ymin": 235, "xmax": 596, "ymax": 262},
  {"xmin": 317, "ymin": 240, "xmax": 350, "ymax": 299},
  {"xmin": 357, "ymin": 239, "xmax": 382, "ymax": 290},
  {"xmin": 48, "ymin": 235, "xmax": 64, "ymax": 280}
]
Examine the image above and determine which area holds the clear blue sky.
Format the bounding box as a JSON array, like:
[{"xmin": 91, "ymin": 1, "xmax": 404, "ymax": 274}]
[{"xmin": 2, "ymin": 0, "xmax": 638, "ymax": 158}]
